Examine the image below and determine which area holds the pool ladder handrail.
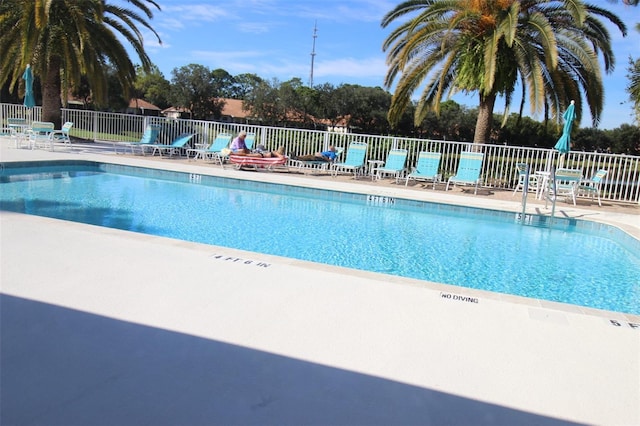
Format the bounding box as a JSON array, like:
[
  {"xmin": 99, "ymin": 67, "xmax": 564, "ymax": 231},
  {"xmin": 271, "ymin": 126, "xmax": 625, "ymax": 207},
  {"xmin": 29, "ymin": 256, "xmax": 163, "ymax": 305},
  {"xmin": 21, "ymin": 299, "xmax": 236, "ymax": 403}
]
[{"xmin": 520, "ymin": 164, "xmax": 530, "ymax": 222}]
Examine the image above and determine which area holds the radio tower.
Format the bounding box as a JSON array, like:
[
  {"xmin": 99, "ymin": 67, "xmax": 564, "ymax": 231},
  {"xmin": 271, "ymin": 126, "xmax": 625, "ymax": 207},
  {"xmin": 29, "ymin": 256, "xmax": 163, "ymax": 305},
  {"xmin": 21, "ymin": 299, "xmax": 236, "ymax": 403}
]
[{"xmin": 309, "ymin": 21, "xmax": 317, "ymax": 87}]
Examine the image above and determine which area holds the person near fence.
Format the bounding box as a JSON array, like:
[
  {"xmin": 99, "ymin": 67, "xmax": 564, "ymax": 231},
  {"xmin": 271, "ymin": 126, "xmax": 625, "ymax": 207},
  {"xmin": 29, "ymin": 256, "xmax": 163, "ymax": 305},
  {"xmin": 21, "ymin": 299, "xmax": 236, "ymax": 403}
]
[
  {"xmin": 230, "ymin": 131, "xmax": 249, "ymax": 154},
  {"xmin": 232, "ymin": 145, "xmax": 286, "ymax": 158},
  {"xmin": 292, "ymin": 145, "xmax": 337, "ymax": 162}
]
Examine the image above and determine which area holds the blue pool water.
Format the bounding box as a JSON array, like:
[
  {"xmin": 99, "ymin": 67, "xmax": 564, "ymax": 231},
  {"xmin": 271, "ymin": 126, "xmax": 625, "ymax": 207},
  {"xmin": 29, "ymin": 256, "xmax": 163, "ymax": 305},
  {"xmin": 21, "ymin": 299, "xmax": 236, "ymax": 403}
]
[{"xmin": 2, "ymin": 161, "xmax": 639, "ymax": 315}]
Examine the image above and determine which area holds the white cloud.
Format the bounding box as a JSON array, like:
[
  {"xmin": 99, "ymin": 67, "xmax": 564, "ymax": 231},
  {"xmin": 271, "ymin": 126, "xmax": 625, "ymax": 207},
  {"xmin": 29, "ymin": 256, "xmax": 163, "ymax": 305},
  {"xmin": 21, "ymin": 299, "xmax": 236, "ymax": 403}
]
[
  {"xmin": 157, "ymin": 4, "xmax": 230, "ymax": 24},
  {"xmin": 315, "ymin": 57, "xmax": 387, "ymax": 79}
]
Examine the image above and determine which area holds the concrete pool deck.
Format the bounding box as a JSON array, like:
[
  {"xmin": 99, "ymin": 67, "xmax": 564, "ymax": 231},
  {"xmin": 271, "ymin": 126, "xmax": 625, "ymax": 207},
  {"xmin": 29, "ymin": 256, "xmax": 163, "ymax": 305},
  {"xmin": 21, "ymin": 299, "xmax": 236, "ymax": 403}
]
[{"xmin": 1, "ymin": 142, "xmax": 639, "ymax": 425}]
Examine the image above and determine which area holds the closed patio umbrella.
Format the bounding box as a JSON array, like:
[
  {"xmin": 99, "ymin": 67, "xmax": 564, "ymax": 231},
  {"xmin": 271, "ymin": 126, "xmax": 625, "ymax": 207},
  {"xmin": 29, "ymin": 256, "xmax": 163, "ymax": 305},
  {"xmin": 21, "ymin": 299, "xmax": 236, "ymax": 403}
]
[
  {"xmin": 554, "ymin": 100, "xmax": 575, "ymax": 167},
  {"xmin": 22, "ymin": 64, "xmax": 35, "ymax": 109}
]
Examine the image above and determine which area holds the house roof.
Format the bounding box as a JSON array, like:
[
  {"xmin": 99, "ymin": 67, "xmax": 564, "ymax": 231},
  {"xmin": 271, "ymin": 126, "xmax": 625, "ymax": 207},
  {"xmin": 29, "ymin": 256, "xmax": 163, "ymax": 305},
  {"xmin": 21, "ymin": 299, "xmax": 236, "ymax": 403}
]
[
  {"xmin": 129, "ymin": 98, "xmax": 161, "ymax": 111},
  {"xmin": 221, "ymin": 98, "xmax": 248, "ymax": 118},
  {"xmin": 161, "ymin": 106, "xmax": 190, "ymax": 114},
  {"xmin": 159, "ymin": 98, "xmax": 347, "ymax": 127}
]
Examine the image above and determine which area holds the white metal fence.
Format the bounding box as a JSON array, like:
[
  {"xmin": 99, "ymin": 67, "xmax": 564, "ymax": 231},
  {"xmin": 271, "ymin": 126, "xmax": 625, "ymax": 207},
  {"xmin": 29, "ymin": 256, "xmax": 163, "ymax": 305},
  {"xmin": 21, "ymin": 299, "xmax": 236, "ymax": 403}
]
[{"xmin": 2, "ymin": 103, "xmax": 639, "ymax": 204}]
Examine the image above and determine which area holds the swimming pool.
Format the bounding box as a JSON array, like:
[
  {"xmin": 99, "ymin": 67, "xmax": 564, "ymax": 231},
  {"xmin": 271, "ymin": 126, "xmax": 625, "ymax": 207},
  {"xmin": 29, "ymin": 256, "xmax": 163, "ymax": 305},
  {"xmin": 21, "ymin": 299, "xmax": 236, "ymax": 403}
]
[{"xmin": 2, "ymin": 160, "xmax": 639, "ymax": 315}]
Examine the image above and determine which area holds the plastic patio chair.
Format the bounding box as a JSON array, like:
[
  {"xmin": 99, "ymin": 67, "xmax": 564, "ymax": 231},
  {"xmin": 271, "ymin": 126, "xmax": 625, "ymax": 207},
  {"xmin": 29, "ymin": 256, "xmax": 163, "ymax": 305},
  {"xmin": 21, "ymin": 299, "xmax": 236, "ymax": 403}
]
[
  {"xmin": 289, "ymin": 147, "xmax": 345, "ymax": 175},
  {"xmin": 117, "ymin": 125, "xmax": 161, "ymax": 155},
  {"xmin": 371, "ymin": 148, "xmax": 408, "ymax": 183},
  {"xmin": 28, "ymin": 121, "xmax": 55, "ymax": 151},
  {"xmin": 545, "ymin": 168, "xmax": 583, "ymax": 207},
  {"xmin": 150, "ymin": 133, "xmax": 196, "ymax": 157},
  {"xmin": 445, "ymin": 151, "xmax": 484, "ymax": 194},
  {"xmin": 331, "ymin": 142, "xmax": 368, "ymax": 179},
  {"xmin": 187, "ymin": 133, "xmax": 233, "ymax": 166},
  {"xmin": 578, "ymin": 169, "xmax": 608, "ymax": 207},
  {"xmin": 50, "ymin": 122, "xmax": 74, "ymax": 148},
  {"xmin": 405, "ymin": 152, "xmax": 442, "ymax": 189},
  {"xmin": 512, "ymin": 162, "xmax": 539, "ymax": 196}
]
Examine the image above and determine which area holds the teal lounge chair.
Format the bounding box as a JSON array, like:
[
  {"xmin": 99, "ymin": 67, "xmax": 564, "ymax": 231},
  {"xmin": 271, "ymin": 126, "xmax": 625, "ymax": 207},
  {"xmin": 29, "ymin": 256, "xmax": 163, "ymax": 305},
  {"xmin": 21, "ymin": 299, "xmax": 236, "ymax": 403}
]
[
  {"xmin": 244, "ymin": 132, "xmax": 256, "ymax": 150},
  {"xmin": 150, "ymin": 133, "xmax": 195, "ymax": 157},
  {"xmin": 119, "ymin": 125, "xmax": 161, "ymax": 155},
  {"xmin": 445, "ymin": 151, "xmax": 484, "ymax": 194},
  {"xmin": 187, "ymin": 133, "xmax": 233, "ymax": 166},
  {"xmin": 405, "ymin": 152, "xmax": 442, "ymax": 189},
  {"xmin": 331, "ymin": 142, "xmax": 368, "ymax": 178},
  {"xmin": 372, "ymin": 148, "xmax": 408, "ymax": 183},
  {"xmin": 578, "ymin": 169, "xmax": 608, "ymax": 207}
]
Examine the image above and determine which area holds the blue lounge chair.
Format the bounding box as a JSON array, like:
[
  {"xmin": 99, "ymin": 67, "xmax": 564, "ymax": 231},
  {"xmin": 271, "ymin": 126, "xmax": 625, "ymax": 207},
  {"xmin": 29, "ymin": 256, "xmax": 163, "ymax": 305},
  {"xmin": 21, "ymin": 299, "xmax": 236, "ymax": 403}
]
[
  {"xmin": 150, "ymin": 133, "xmax": 196, "ymax": 157},
  {"xmin": 244, "ymin": 132, "xmax": 256, "ymax": 150},
  {"xmin": 118, "ymin": 125, "xmax": 161, "ymax": 155},
  {"xmin": 405, "ymin": 152, "xmax": 442, "ymax": 189},
  {"xmin": 331, "ymin": 142, "xmax": 368, "ymax": 178},
  {"xmin": 445, "ymin": 151, "xmax": 484, "ymax": 194},
  {"xmin": 187, "ymin": 133, "xmax": 233, "ymax": 166},
  {"xmin": 372, "ymin": 148, "xmax": 408, "ymax": 183},
  {"xmin": 578, "ymin": 169, "xmax": 608, "ymax": 207}
]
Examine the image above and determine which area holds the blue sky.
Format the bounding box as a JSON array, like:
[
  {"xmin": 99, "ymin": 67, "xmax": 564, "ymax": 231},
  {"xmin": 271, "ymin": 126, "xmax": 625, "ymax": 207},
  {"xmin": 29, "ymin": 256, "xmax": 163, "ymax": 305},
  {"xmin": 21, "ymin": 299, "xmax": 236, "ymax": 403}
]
[{"xmin": 139, "ymin": 0, "xmax": 640, "ymax": 129}]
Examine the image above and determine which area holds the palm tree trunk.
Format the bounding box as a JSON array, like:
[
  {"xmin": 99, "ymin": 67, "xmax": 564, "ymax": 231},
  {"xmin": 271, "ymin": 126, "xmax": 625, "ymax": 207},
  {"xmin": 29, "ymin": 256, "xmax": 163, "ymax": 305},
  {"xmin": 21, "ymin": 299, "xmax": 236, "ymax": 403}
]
[
  {"xmin": 473, "ymin": 93, "xmax": 496, "ymax": 144},
  {"xmin": 41, "ymin": 56, "xmax": 62, "ymax": 128}
]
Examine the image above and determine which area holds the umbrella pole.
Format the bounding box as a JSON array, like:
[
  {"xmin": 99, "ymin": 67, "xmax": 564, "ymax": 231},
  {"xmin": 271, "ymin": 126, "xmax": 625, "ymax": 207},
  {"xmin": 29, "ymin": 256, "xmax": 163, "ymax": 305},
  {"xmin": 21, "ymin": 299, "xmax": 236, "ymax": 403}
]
[
  {"xmin": 519, "ymin": 164, "xmax": 530, "ymax": 224},
  {"xmin": 550, "ymin": 166, "xmax": 557, "ymax": 219}
]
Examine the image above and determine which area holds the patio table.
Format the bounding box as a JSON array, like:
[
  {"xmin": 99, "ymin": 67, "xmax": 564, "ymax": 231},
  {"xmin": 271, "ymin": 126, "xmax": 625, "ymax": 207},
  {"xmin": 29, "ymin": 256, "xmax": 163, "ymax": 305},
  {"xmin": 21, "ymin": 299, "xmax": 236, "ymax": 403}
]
[{"xmin": 535, "ymin": 170, "xmax": 551, "ymax": 199}]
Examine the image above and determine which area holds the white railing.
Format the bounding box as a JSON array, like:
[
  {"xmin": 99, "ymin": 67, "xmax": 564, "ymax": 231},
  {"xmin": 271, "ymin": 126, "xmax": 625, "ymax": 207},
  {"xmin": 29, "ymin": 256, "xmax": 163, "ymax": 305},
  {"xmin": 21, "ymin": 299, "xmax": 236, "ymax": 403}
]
[{"xmin": 2, "ymin": 103, "xmax": 639, "ymax": 204}]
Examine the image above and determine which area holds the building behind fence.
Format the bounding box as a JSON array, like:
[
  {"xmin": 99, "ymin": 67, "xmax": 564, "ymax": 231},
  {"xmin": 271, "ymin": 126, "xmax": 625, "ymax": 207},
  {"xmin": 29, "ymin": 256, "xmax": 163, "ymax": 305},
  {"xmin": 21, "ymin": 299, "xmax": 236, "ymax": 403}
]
[{"xmin": 2, "ymin": 103, "xmax": 639, "ymax": 204}]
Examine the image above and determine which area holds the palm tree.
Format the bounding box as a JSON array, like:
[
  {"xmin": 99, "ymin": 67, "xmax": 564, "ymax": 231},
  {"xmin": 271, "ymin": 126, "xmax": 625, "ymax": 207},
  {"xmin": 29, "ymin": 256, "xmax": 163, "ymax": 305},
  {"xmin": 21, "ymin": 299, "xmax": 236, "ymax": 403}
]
[
  {"xmin": 382, "ymin": 0, "xmax": 627, "ymax": 143},
  {"xmin": 0, "ymin": 0, "xmax": 161, "ymax": 127}
]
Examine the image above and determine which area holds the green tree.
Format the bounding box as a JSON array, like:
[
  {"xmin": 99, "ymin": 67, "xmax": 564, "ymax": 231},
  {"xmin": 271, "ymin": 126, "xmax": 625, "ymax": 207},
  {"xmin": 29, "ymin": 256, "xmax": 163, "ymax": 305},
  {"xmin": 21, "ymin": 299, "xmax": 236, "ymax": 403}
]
[
  {"xmin": 211, "ymin": 68, "xmax": 237, "ymax": 99},
  {"xmin": 232, "ymin": 73, "xmax": 263, "ymax": 99},
  {"xmin": 279, "ymin": 78, "xmax": 305, "ymax": 126},
  {"xmin": 296, "ymin": 85, "xmax": 321, "ymax": 128},
  {"xmin": 342, "ymin": 85, "xmax": 393, "ymax": 134},
  {"xmin": 382, "ymin": 0, "xmax": 626, "ymax": 144},
  {"xmin": 243, "ymin": 78, "xmax": 283, "ymax": 125},
  {"xmin": 607, "ymin": 124, "xmax": 640, "ymax": 154},
  {"xmin": 421, "ymin": 100, "xmax": 475, "ymax": 141},
  {"xmin": 169, "ymin": 64, "xmax": 225, "ymax": 120},
  {"xmin": 625, "ymin": 16, "xmax": 640, "ymax": 125},
  {"xmin": 313, "ymin": 82, "xmax": 341, "ymax": 127},
  {"xmin": 0, "ymin": 0, "xmax": 160, "ymax": 127},
  {"xmin": 134, "ymin": 64, "xmax": 171, "ymax": 109},
  {"xmin": 573, "ymin": 127, "xmax": 612, "ymax": 152},
  {"xmin": 628, "ymin": 57, "xmax": 640, "ymax": 124}
]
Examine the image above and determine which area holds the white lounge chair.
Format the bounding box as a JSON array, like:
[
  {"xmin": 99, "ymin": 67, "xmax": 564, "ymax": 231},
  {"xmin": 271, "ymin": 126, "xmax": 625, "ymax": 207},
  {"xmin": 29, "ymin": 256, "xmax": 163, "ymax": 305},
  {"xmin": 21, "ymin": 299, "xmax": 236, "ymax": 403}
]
[
  {"xmin": 578, "ymin": 169, "xmax": 607, "ymax": 207},
  {"xmin": 512, "ymin": 162, "xmax": 539, "ymax": 196}
]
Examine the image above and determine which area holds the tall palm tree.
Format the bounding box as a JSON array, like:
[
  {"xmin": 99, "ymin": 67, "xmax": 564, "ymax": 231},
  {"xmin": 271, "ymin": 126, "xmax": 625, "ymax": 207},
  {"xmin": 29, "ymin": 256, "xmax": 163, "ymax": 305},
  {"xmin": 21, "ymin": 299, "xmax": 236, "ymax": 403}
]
[
  {"xmin": 627, "ymin": 22, "xmax": 640, "ymax": 124},
  {"xmin": 0, "ymin": 0, "xmax": 161, "ymax": 127},
  {"xmin": 382, "ymin": 0, "xmax": 627, "ymax": 143}
]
